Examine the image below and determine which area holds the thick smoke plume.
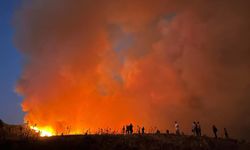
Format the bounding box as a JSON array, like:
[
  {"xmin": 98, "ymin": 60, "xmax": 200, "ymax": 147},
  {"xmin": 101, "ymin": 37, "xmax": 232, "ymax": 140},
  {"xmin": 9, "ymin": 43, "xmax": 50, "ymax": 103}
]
[{"xmin": 14, "ymin": 0, "xmax": 250, "ymax": 139}]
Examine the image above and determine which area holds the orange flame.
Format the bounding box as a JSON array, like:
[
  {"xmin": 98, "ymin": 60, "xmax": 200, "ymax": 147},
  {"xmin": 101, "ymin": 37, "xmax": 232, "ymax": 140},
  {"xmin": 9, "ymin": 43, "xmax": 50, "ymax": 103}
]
[{"xmin": 30, "ymin": 126, "xmax": 54, "ymax": 137}]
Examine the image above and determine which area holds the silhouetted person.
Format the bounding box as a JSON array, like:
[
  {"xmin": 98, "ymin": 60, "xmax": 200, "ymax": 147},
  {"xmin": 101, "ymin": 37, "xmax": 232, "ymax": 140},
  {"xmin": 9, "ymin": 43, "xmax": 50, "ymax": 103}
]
[
  {"xmin": 175, "ymin": 121, "xmax": 180, "ymax": 135},
  {"xmin": 224, "ymin": 128, "xmax": 229, "ymax": 139},
  {"xmin": 197, "ymin": 122, "xmax": 201, "ymax": 136},
  {"xmin": 192, "ymin": 122, "xmax": 197, "ymax": 136},
  {"xmin": 129, "ymin": 123, "xmax": 133, "ymax": 134},
  {"xmin": 156, "ymin": 130, "xmax": 160, "ymax": 134},
  {"xmin": 126, "ymin": 125, "xmax": 129, "ymax": 134},
  {"xmin": 212, "ymin": 125, "xmax": 218, "ymax": 138},
  {"xmin": 166, "ymin": 130, "xmax": 169, "ymax": 135},
  {"xmin": 142, "ymin": 127, "xmax": 145, "ymax": 135}
]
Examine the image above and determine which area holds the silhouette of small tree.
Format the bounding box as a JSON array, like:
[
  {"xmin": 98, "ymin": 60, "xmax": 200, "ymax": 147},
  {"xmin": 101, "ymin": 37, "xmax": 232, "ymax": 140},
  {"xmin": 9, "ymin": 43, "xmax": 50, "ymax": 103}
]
[{"xmin": 0, "ymin": 119, "xmax": 3, "ymax": 129}]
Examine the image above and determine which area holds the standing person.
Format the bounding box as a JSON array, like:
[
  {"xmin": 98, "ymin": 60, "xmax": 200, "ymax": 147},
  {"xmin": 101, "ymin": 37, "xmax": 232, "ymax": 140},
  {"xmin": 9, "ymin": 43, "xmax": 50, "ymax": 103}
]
[
  {"xmin": 142, "ymin": 127, "xmax": 145, "ymax": 135},
  {"xmin": 197, "ymin": 122, "xmax": 201, "ymax": 136},
  {"xmin": 166, "ymin": 130, "xmax": 170, "ymax": 135},
  {"xmin": 224, "ymin": 128, "xmax": 229, "ymax": 139},
  {"xmin": 192, "ymin": 122, "xmax": 197, "ymax": 136},
  {"xmin": 175, "ymin": 121, "xmax": 180, "ymax": 135},
  {"xmin": 126, "ymin": 125, "xmax": 129, "ymax": 134},
  {"xmin": 212, "ymin": 125, "xmax": 218, "ymax": 138},
  {"xmin": 129, "ymin": 123, "xmax": 133, "ymax": 134}
]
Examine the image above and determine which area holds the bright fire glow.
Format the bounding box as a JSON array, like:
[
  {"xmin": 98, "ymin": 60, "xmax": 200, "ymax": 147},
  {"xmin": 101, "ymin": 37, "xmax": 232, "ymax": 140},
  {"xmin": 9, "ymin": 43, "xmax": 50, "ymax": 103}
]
[{"xmin": 30, "ymin": 126, "xmax": 54, "ymax": 137}]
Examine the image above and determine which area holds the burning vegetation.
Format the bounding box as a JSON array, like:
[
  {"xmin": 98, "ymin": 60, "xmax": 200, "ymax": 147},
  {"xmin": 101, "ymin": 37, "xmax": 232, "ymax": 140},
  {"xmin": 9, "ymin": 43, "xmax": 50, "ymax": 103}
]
[{"xmin": 29, "ymin": 126, "xmax": 53, "ymax": 137}]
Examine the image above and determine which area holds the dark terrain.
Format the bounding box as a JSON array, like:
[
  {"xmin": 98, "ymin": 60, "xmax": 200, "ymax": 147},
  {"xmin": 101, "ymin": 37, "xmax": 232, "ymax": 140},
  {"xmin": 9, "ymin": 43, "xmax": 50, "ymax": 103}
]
[
  {"xmin": 0, "ymin": 134, "xmax": 249, "ymax": 150},
  {"xmin": 0, "ymin": 120, "xmax": 249, "ymax": 150}
]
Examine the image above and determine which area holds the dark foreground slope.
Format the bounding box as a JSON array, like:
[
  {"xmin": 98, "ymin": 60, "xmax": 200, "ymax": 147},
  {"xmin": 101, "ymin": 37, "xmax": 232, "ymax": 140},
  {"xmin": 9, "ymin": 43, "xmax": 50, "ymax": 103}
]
[{"xmin": 0, "ymin": 134, "xmax": 249, "ymax": 150}]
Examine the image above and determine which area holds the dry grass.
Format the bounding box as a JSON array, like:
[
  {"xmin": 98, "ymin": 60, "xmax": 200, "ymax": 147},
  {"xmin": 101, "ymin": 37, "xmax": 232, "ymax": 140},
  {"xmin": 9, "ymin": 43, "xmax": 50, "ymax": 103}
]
[{"xmin": 0, "ymin": 134, "xmax": 248, "ymax": 150}]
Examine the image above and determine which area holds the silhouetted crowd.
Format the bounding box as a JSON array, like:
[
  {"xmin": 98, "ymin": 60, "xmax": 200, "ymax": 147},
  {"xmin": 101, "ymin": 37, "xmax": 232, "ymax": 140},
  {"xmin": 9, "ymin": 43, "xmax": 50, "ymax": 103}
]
[
  {"xmin": 174, "ymin": 121, "xmax": 229, "ymax": 139},
  {"xmin": 122, "ymin": 121, "xmax": 230, "ymax": 139},
  {"xmin": 122, "ymin": 124, "xmax": 146, "ymax": 135}
]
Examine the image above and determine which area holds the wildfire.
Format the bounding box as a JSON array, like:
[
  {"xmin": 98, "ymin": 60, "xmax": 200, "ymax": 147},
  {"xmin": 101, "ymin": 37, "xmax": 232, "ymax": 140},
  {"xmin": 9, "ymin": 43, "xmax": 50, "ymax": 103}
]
[{"xmin": 30, "ymin": 126, "xmax": 54, "ymax": 137}]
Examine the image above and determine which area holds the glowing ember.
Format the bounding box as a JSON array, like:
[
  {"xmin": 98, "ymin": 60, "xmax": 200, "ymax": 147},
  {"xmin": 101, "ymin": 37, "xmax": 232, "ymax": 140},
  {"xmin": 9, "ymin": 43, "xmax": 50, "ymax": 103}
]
[{"xmin": 30, "ymin": 126, "xmax": 54, "ymax": 137}]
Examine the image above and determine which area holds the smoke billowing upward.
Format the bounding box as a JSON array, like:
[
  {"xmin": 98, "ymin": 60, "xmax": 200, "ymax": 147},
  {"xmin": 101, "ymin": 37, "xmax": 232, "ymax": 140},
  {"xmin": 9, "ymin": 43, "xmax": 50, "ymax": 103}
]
[{"xmin": 14, "ymin": 0, "xmax": 250, "ymax": 139}]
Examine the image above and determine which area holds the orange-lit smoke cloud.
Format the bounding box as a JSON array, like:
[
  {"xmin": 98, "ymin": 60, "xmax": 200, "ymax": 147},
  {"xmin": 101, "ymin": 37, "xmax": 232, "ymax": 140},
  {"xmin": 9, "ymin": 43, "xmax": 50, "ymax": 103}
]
[{"xmin": 14, "ymin": 0, "xmax": 250, "ymax": 139}]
